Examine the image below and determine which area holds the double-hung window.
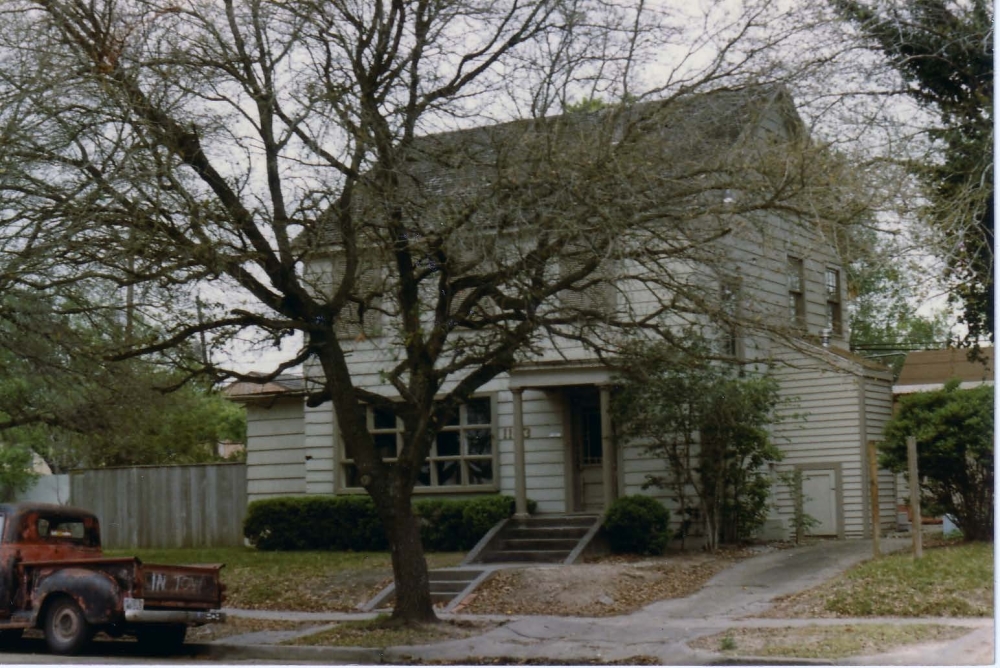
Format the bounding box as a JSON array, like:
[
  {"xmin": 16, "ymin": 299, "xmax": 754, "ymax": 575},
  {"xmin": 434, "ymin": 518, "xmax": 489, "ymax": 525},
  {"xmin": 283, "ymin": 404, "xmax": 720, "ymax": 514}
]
[
  {"xmin": 787, "ymin": 256, "xmax": 805, "ymax": 329},
  {"xmin": 720, "ymin": 279, "xmax": 743, "ymax": 359},
  {"xmin": 825, "ymin": 268, "xmax": 842, "ymax": 335}
]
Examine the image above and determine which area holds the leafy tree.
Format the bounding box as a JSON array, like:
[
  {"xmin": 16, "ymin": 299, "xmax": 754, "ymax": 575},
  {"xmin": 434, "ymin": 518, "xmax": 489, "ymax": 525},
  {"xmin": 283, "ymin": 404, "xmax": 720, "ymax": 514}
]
[
  {"xmin": 612, "ymin": 341, "xmax": 783, "ymax": 551},
  {"xmin": 0, "ymin": 289, "xmax": 244, "ymax": 471},
  {"xmin": 0, "ymin": 445, "xmax": 40, "ymax": 502},
  {"xmin": 833, "ymin": 0, "xmax": 994, "ymax": 346},
  {"xmin": 847, "ymin": 232, "xmax": 950, "ymax": 376},
  {"xmin": 881, "ymin": 381, "xmax": 993, "ymax": 542},
  {"xmin": 0, "ymin": 0, "xmax": 873, "ymax": 622}
]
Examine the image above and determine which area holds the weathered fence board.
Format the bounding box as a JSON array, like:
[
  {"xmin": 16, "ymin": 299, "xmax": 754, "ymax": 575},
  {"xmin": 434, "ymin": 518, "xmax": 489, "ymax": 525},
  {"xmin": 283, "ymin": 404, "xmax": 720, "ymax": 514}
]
[{"xmin": 70, "ymin": 464, "xmax": 246, "ymax": 549}]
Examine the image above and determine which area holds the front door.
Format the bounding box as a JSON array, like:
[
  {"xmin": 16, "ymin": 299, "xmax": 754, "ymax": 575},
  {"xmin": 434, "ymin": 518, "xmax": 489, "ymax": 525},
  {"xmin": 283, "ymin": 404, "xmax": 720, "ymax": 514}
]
[{"xmin": 568, "ymin": 388, "xmax": 606, "ymax": 512}]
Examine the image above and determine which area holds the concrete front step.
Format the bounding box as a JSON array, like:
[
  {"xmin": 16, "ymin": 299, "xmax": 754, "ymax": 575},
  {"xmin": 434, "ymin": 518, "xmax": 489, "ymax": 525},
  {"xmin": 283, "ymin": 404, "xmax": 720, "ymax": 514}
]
[
  {"xmin": 499, "ymin": 537, "xmax": 581, "ymax": 551},
  {"xmin": 513, "ymin": 515, "xmax": 598, "ymax": 528},
  {"xmin": 428, "ymin": 579, "xmax": 475, "ymax": 594},
  {"xmin": 466, "ymin": 513, "xmax": 603, "ymax": 566},
  {"xmin": 478, "ymin": 549, "xmax": 572, "ymax": 563},
  {"xmin": 504, "ymin": 526, "xmax": 590, "ymax": 540},
  {"xmin": 362, "ymin": 567, "xmax": 489, "ymax": 612},
  {"xmin": 427, "ymin": 569, "xmax": 484, "ymax": 582}
]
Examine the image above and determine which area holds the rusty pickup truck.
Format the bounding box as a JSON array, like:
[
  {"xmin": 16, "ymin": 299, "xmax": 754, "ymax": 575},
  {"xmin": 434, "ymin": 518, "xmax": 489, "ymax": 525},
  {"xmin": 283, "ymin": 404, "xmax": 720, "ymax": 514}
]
[{"xmin": 0, "ymin": 502, "xmax": 225, "ymax": 654}]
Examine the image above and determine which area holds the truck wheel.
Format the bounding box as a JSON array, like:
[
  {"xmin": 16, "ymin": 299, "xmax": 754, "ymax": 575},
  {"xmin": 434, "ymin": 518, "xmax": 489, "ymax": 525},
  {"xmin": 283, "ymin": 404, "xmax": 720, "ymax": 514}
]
[
  {"xmin": 135, "ymin": 624, "xmax": 186, "ymax": 654},
  {"xmin": 44, "ymin": 597, "xmax": 93, "ymax": 655}
]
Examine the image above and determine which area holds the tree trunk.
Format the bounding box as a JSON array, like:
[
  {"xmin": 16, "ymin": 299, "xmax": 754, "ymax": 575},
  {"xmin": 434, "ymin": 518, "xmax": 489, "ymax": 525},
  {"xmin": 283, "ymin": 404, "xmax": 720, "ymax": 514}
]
[{"xmin": 383, "ymin": 496, "xmax": 438, "ymax": 623}]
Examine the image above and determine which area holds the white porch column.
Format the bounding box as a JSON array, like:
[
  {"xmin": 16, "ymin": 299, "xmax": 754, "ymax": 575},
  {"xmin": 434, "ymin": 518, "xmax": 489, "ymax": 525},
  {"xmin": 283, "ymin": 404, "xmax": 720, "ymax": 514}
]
[
  {"xmin": 599, "ymin": 384, "xmax": 615, "ymax": 512},
  {"xmin": 512, "ymin": 388, "xmax": 528, "ymax": 518}
]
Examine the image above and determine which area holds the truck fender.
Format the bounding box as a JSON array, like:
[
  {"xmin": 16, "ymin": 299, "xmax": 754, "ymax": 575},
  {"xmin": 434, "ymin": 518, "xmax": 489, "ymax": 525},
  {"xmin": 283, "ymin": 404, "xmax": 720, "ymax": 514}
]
[{"xmin": 33, "ymin": 568, "xmax": 122, "ymax": 626}]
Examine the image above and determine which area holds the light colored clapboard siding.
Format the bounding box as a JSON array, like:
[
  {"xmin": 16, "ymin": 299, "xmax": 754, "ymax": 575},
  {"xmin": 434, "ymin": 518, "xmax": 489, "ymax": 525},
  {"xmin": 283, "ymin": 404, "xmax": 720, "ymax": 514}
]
[
  {"xmin": 245, "ymin": 396, "xmax": 307, "ymax": 504},
  {"xmin": 247, "ymin": 417, "xmax": 305, "ymax": 438},
  {"xmin": 304, "ymin": 402, "xmax": 335, "ymax": 495},
  {"xmin": 247, "ymin": 433, "xmax": 306, "ymax": 453},
  {"xmin": 248, "ymin": 478, "xmax": 306, "ymax": 501},
  {"xmin": 864, "ymin": 376, "xmax": 897, "ymax": 529},
  {"xmin": 768, "ymin": 344, "xmax": 871, "ymax": 537},
  {"xmin": 247, "ymin": 448, "xmax": 307, "ymax": 466}
]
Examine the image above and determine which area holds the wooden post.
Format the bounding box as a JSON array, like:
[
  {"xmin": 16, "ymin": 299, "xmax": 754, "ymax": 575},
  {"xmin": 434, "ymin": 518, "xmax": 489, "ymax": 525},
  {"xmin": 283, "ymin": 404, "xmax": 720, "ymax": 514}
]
[
  {"xmin": 867, "ymin": 440, "xmax": 881, "ymax": 558},
  {"xmin": 599, "ymin": 385, "xmax": 615, "ymax": 512},
  {"xmin": 907, "ymin": 436, "xmax": 923, "ymax": 559},
  {"xmin": 512, "ymin": 388, "xmax": 528, "ymax": 519}
]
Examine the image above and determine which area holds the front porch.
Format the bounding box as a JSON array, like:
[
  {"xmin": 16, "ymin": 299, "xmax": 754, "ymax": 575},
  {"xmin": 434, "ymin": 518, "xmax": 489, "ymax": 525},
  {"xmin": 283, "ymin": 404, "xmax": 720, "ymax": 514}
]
[{"xmin": 507, "ymin": 362, "xmax": 620, "ymax": 517}]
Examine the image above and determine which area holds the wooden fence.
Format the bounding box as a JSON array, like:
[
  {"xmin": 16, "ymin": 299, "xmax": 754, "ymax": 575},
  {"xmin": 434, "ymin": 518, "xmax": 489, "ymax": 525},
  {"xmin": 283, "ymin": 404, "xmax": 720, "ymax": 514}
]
[{"xmin": 70, "ymin": 463, "xmax": 247, "ymax": 550}]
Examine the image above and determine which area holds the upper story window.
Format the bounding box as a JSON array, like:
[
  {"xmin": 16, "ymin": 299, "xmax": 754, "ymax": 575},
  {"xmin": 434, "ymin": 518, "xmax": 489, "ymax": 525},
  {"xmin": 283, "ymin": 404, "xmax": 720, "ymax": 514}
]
[
  {"xmin": 787, "ymin": 256, "xmax": 805, "ymax": 329},
  {"xmin": 825, "ymin": 267, "xmax": 842, "ymax": 335},
  {"xmin": 340, "ymin": 398, "xmax": 496, "ymax": 491},
  {"xmin": 325, "ymin": 253, "xmax": 383, "ymax": 340},
  {"xmin": 559, "ymin": 250, "xmax": 617, "ymax": 316},
  {"xmin": 720, "ymin": 279, "xmax": 743, "ymax": 359}
]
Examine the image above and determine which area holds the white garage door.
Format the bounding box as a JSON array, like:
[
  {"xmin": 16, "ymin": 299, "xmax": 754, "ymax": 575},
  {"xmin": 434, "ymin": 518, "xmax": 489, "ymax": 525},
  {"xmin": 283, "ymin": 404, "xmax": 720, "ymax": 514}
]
[{"xmin": 802, "ymin": 469, "xmax": 838, "ymax": 536}]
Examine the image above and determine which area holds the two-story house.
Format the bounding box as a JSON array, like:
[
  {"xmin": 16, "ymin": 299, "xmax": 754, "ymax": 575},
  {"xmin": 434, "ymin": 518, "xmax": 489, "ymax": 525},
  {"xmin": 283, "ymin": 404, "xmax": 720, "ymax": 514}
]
[{"xmin": 228, "ymin": 87, "xmax": 898, "ymax": 542}]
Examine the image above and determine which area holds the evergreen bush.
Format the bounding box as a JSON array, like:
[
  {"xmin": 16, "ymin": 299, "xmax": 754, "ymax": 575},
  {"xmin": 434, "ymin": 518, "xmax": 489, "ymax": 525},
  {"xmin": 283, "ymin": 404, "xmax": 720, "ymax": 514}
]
[
  {"xmin": 243, "ymin": 494, "xmax": 531, "ymax": 551},
  {"xmin": 604, "ymin": 495, "xmax": 670, "ymax": 555}
]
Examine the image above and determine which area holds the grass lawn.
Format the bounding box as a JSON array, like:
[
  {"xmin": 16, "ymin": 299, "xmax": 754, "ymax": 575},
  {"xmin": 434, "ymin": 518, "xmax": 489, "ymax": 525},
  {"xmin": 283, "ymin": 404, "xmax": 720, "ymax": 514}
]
[
  {"xmin": 712, "ymin": 540, "xmax": 994, "ymax": 660},
  {"xmin": 821, "ymin": 541, "xmax": 993, "ymax": 617},
  {"xmin": 105, "ymin": 547, "xmax": 464, "ymax": 611}
]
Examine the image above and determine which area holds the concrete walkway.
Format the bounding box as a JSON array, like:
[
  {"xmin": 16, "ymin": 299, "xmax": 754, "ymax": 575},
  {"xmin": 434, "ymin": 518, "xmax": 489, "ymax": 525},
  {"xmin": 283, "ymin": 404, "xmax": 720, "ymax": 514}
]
[{"xmin": 207, "ymin": 538, "xmax": 994, "ymax": 665}]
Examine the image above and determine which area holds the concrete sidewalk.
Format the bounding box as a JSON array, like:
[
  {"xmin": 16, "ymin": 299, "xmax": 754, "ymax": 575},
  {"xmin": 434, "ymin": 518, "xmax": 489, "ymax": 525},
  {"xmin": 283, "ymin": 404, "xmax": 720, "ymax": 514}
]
[{"xmin": 204, "ymin": 538, "xmax": 994, "ymax": 665}]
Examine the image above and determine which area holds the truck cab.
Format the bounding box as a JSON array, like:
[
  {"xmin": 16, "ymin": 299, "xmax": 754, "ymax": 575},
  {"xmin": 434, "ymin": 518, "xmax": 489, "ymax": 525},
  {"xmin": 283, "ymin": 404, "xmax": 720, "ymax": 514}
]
[{"xmin": 0, "ymin": 503, "xmax": 225, "ymax": 655}]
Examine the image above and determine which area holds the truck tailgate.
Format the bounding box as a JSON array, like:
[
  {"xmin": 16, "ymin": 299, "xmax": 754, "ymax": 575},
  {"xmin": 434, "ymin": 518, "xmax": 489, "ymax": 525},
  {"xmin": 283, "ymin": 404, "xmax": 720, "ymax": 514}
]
[{"xmin": 137, "ymin": 563, "xmax": 224, "ymax": 608}]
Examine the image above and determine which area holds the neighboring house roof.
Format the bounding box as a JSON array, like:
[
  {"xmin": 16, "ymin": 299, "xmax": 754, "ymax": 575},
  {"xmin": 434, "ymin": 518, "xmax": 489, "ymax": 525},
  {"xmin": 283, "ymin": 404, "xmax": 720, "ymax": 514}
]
[
  {"xmin": 223, "ymin": 374, "xmax": 307, "ymax": 402},
  {"xmin": 893, "ymin": 348, "xmax": 994, "ymax": 394}
]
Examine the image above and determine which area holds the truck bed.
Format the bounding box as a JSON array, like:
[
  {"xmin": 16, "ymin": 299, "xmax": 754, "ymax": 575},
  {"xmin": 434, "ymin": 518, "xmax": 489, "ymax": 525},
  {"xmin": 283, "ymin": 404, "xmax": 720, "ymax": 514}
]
[{"xmin": 18, "ymin": 557, "xmax": 224, "ymax": 610}]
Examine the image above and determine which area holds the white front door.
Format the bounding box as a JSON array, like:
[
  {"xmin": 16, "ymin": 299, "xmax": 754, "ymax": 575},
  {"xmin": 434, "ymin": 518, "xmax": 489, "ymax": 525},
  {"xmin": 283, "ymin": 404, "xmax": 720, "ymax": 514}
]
[{"xmin": 802, "ymin": 469, "xmax": 838, "ymax": 536}]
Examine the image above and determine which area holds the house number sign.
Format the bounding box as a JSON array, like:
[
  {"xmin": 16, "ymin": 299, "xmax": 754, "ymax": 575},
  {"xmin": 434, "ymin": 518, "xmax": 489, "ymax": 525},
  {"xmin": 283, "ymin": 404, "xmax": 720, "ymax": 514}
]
[{"xmin": 499, "ymin": 426, "xmax": 531, "ymax": 440}]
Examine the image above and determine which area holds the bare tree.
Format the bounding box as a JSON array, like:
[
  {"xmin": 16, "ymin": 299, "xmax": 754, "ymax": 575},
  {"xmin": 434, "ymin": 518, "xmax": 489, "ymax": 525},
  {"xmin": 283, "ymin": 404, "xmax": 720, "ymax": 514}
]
[{"xmin": 0, "ymin": 0, "xmax": 878, "ymax": 622}]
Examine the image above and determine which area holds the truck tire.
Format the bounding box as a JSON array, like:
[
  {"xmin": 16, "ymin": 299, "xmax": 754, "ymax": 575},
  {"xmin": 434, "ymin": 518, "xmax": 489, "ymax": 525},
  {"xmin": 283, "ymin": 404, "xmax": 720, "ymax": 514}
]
[
  {"xmin": 135, "ymin": 624, "xmax": 186, "ymax": 654},
  {"xmin": 44, "ymin": 597, "xmax": 93, "ymax": 655}
]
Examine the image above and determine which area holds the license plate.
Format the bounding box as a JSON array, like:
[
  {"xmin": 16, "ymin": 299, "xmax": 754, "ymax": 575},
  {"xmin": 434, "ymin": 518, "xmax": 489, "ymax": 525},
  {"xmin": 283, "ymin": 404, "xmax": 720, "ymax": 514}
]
[{"xmin": 123, "ymin": 597, "xmax": 144, "ymax": 613}]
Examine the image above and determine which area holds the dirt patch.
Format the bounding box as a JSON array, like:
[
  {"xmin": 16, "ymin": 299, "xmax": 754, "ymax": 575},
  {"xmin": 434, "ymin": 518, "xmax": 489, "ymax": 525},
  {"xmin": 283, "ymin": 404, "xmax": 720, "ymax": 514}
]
[
  {"xmin": 405, "ymin": 655, "xmax": 661, "ymax": 664},
  {"xmin": 288, "ymin": 618, "xmax": 499, "ymax": 648},
  {"xmin": 187, "ymin": 617, "xmax": 316, "ymax": 642},
  {"xmin": 460, "ymin": 548, "xmax": 755, "ymax": 617}
]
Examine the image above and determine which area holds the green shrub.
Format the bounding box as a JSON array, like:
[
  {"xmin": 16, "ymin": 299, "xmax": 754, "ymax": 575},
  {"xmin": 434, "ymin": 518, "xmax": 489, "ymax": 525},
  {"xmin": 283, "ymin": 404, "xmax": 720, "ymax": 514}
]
[
  {"xmin": 604, "ymin": 495, "xmax": 670, "ymax": 555},
  {"xmin": 243, "ymin": 495, "xmax": 387, "ymax": 551},
  {"xmin": 243, "ymin": 494, "xmax": 531, "ymax": 551},
  {"xmin": 415, "ymin": 499, "xmax": 468, "ymax": 551}
]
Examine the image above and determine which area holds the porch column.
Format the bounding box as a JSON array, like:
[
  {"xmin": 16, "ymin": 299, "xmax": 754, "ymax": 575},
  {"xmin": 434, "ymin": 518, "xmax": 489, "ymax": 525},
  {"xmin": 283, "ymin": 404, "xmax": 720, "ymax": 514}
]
[
  {"xmin": 512, "ymin": 388, "xmax": 529, "ymax": 518},
  {"xmin": 599, "ymin": 384, "xmax": 615, "ymax": 512}
]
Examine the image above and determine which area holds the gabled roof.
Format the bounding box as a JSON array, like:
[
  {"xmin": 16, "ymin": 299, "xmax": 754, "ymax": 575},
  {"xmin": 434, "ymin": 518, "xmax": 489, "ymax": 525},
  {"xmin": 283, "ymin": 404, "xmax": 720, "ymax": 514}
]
[
  {"xmin": 223, "ymin": 374, "xmax": 307, "ymax": 402},
  {"xmin": 300, "ymin": 85, "xmax": 803, "ymax": 250},
  {"xmin": 894, "ymin": 347, "xmax": 994, "ymax": 394}
]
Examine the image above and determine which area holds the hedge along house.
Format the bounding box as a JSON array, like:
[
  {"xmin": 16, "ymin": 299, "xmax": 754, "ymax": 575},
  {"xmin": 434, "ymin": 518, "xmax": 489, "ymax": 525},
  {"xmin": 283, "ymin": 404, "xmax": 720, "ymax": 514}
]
[{"xmin": 228, "ymin": 87, "xmax": 897, "ymax": 543}]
